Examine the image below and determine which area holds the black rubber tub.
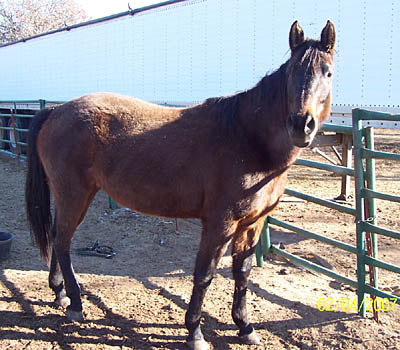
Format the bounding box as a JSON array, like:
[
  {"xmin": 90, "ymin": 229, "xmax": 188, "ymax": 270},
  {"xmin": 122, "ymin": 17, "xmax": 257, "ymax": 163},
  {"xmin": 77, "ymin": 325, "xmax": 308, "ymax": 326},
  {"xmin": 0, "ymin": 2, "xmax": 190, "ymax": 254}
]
[{"xmin": 0, "ymin": 232, "xmax": 13, "ymax": 261}]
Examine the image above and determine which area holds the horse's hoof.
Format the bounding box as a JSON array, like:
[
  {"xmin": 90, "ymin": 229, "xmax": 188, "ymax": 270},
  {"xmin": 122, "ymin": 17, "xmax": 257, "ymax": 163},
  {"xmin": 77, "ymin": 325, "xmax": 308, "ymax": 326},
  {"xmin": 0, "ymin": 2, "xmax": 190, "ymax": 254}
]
[
  {"xmin": 66, "ymin": 308, "xmax": 84, "ymax": 322},
  {"xmin": 239, "ymin": 330, "xmax": 261, "ymax": 345},
  {"xmin": 186, "ymin": 339, "xmax": 210, "ymax": 350},
  {"xmin": 55, "ymin": 296, "xmax": 70, "ymax": 308}
]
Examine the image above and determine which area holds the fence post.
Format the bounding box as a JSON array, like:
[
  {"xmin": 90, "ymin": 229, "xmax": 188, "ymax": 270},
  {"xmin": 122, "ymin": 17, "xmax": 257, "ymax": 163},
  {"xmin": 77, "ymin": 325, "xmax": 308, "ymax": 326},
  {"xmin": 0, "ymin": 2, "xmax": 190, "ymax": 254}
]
[
  {"xmin": 262, "ymin": 217, "xmax": 271, "ymax": 255},
  {"xmin": 108, "ymin": 196, "xmax": 118, "ymax": 209},
  {"xmin": 352, "ymin": 108, "xmax": 367, "ymax": 317},
  {"xmin": 364, "ymin": 127, "xmax": 378, "ymax": 286},
  {"xmin": 256, "ymin": 217, "xmax": 272, "ymax": 267},
  {"xmin": 10, "ymin": 102, "xmax": 20, "ymax": 158},
  {"xmin": 339, "ymin": 134, "xmax": 353, "ymax": 200},
  {"xmin": 39, "ymin": 99, "xmax": 46, "ymax": 110},
  {"xmin": 255, "ymin": 234, "xmax": 264, "ymax": 267}
]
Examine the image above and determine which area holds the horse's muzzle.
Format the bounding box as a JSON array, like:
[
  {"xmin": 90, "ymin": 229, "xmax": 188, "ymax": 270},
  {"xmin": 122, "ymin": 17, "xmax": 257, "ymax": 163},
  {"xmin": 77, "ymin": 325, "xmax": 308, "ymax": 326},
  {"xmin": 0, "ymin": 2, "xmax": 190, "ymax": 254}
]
[{"xmin": 287, "ymin": 113, "xmax": 317, "ymax": 147}]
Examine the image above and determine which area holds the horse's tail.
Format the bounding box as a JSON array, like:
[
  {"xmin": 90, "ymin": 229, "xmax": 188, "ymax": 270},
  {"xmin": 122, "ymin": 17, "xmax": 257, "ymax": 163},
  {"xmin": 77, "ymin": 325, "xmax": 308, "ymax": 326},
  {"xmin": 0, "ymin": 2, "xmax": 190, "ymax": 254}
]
[{"xmin": 25, "ymin": 107, "xmax": 54, "ymax": 263}]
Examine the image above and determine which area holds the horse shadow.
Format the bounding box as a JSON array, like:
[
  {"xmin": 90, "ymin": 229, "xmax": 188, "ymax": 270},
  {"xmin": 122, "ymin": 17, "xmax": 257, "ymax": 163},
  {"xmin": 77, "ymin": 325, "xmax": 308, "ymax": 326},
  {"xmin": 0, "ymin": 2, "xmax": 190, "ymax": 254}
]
[
  {"xmin": 0, "ymin": 221, "xmax": 356, "ymax": 349},
  {"xmin": 0, "ymin": 267, "xmax": 358, "ymax": 350}
]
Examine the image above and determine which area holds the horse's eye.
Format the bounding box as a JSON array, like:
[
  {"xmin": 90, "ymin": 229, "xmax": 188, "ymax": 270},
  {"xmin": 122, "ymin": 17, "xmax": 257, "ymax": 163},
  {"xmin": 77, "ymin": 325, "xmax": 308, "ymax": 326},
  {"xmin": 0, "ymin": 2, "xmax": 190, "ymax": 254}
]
[{"xmin": 322, "ymin": 64, "xmax": 333, "ymax": 78}]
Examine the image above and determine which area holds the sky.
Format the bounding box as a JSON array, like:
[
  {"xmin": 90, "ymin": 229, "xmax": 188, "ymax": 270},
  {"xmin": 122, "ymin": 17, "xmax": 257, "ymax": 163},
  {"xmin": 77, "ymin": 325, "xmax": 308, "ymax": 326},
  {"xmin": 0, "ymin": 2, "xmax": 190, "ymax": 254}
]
[{"xmin": 76, "ymin": 0, "xmax": 162, "ymax": 19}]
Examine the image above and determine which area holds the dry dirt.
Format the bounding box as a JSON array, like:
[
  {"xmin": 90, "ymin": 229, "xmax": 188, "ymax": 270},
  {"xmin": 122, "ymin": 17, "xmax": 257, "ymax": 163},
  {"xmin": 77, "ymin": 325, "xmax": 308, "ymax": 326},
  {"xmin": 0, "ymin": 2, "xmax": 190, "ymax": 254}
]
[{"xmin": 0, "ymin": 130, "xmax": 399, "ymax": 350}]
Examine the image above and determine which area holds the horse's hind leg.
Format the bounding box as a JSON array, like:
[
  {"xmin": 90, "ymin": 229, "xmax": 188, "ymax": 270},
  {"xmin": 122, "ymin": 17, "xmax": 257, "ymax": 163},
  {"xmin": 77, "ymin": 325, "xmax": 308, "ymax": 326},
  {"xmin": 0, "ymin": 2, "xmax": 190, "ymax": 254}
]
[
  {"xmin": 48, "ymin": 214, "xmax": 70, "ymax": 308},
  {"xmin": 231, "ymin": 220, "xmax": 263, "ymax": 345},
  {"xmin": 49, "ymin": 246, "xmax": 70, "ymax": 307},
  {"xmin": 51, "ymin": 187, "xmax": 98, "ymax": 321}
]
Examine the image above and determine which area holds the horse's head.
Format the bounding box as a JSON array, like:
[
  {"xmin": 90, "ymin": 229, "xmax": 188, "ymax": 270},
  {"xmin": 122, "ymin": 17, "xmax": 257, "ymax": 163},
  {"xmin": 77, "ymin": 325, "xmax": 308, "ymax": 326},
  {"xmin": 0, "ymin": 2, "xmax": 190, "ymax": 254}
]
[{"xmin": 285, "ymin": 20, "xmax": 335, "ymax": 147}]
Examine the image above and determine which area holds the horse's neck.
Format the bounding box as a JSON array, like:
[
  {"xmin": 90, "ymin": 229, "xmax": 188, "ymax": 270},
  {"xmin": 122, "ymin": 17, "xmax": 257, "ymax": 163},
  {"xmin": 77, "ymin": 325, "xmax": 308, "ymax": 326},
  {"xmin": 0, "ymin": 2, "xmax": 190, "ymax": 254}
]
[{"xmin": 237, "ymin": 67, "xmax": 300, "ymax": 170}]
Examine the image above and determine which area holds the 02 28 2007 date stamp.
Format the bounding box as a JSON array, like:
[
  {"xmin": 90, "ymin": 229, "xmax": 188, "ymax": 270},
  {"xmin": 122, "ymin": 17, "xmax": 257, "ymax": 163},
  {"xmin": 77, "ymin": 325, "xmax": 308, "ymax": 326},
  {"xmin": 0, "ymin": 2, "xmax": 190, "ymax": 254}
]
[{"xmin": 317, "ymin": 297, "xmax": 397, "ymax": 312}]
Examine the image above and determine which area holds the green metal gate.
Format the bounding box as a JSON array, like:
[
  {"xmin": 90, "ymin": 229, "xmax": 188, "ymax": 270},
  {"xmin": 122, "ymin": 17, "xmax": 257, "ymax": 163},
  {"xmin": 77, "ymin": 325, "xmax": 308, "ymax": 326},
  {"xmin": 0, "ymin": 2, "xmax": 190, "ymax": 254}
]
[
  {"xmin": 353, "ymin": 108, "xmax": 400, "ymax": 315},
  {"xmin": 256, "ymin": 108, "xmax": 400, "ymax": 316}
]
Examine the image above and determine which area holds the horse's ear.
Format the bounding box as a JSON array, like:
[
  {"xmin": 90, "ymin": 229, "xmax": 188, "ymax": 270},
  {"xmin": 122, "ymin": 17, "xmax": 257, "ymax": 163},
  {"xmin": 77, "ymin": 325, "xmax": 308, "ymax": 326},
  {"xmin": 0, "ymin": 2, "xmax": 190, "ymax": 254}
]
[
  {"xmin": 289, "ymin": 20, "xmax": 305, "ymax": 51},
  {"xmin": 320, "ymin": 20, "xmax": 336, "ymax": 53}
]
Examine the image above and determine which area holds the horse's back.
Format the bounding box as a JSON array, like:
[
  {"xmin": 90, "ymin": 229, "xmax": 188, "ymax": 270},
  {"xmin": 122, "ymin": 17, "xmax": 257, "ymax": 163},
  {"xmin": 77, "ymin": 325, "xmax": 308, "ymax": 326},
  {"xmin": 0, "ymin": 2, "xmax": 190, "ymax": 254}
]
[
  {"xmin": 38, "ymin": 92, "xmax": 183, "ymax": 158},
  {"xmin": 53, "ymin": 92, "xmax": 180, "ymax": 133}
]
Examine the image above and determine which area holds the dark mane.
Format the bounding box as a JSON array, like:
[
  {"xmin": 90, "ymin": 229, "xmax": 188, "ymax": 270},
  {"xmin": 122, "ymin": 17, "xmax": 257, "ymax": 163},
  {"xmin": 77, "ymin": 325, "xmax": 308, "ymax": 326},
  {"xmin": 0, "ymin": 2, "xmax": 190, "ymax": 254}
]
[
  {"xmin": 203, "ymin": 60, "xmax": 289, "ymax": 129},
  {"xmin": 203, "ymin": 93, "xmax": 243, "ymax": 131},
  {"xmin": 253, "ymin": 61, "xmax": 289, "ymax": 115}
]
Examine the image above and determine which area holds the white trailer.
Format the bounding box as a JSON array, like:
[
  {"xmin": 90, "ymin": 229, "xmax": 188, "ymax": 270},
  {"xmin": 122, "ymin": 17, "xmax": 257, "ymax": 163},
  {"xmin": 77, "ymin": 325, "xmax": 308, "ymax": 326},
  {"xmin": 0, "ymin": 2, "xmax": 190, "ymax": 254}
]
[{"xmin": 0, "ymin": 0, "xmax": 399, "ymax": 118}]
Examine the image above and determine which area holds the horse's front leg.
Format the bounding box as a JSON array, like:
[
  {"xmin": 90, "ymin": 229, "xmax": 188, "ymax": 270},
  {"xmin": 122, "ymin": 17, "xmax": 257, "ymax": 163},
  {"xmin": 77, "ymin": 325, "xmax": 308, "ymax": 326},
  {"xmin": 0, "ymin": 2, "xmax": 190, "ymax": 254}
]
[
  {"xmin": 185, "ymin": 223, "xmax": 232, "ymax": 350},
  {"xmin": 231, "ymin": 221, "xmax": 263, "ymax": 345}
]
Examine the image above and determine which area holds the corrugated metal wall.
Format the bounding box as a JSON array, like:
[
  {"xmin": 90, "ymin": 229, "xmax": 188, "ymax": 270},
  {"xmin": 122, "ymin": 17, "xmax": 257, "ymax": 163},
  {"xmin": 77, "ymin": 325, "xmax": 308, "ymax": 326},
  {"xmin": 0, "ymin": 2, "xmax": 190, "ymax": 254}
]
[{"xmin": 0, "ymin": 0, "xmax": 399, "ymax": 108}]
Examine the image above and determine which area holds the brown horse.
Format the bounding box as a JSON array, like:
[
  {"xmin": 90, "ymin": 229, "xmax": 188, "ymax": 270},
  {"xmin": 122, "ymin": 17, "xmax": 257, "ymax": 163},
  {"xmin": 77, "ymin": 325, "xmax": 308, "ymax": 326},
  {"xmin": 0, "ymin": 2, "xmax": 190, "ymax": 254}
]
[{"xmin": 25, "ymin": 21, "xmax": 335, "ymax": 350}]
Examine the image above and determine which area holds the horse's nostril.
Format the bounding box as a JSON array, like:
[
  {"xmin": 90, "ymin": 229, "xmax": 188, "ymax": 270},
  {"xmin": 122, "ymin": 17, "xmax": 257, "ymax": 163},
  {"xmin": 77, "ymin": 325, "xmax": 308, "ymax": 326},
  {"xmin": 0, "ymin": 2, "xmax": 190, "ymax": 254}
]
[{"xmin": 304, "ymin": 115, "xmax": 316, "ymax": 135}]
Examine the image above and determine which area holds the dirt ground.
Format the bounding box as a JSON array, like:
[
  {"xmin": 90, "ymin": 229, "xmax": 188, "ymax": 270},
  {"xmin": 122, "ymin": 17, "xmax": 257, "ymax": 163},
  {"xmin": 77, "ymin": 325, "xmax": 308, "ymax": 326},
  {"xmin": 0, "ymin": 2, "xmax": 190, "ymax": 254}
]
[{"xmin": 0, "ymin": 129, "xmax": 399, "ymax": 350}]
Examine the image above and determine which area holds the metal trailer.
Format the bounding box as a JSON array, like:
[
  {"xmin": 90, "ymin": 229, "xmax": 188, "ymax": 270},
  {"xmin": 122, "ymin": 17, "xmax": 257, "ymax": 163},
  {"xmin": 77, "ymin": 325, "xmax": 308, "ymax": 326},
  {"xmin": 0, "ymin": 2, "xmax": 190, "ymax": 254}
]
[{"xmin": 0, "ymin": 0, "xmax": 399, "ymax": 115}]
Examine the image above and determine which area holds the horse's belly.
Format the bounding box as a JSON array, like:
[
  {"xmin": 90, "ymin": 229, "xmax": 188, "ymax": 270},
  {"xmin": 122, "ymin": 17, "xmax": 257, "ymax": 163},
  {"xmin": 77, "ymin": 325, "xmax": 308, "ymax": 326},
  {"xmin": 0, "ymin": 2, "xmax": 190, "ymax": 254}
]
[{"xmin": 102, "ymin": 179, "xmax": 203, "ymax": 219}]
